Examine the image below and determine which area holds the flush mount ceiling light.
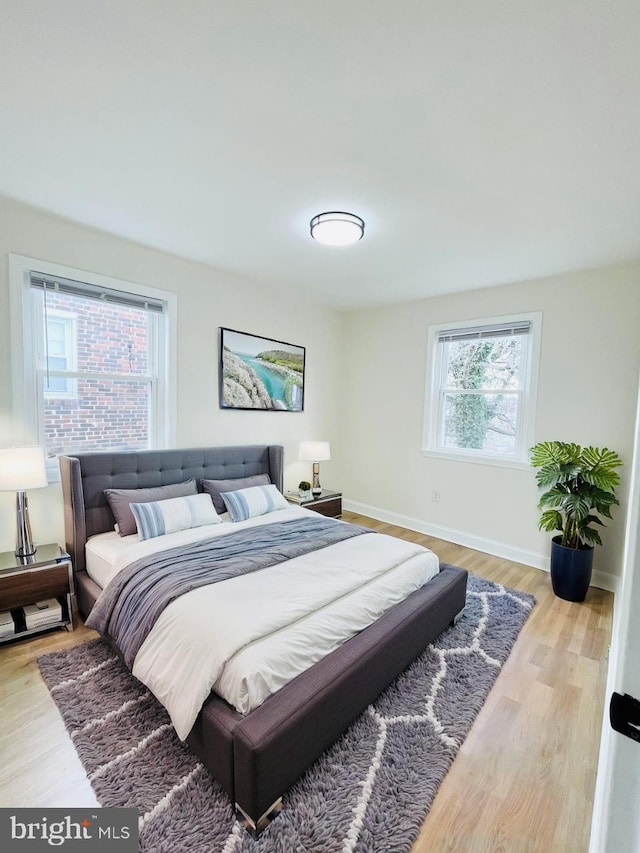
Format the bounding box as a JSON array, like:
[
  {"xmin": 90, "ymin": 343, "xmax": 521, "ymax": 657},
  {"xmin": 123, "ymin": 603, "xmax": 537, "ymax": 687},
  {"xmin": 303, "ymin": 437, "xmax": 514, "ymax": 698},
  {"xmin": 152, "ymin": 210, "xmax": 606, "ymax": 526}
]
[{"xmin": 309, "ymin": 211, "xmax": 364, "ymax": 246}]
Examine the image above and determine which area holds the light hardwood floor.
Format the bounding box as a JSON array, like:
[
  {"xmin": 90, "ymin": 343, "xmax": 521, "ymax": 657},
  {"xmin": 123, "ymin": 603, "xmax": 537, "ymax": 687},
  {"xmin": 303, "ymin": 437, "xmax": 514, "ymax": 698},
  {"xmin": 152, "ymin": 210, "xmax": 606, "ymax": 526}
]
[{"xmin": 0, "ymin": 513, "xmax": 614, "ymax": 852}]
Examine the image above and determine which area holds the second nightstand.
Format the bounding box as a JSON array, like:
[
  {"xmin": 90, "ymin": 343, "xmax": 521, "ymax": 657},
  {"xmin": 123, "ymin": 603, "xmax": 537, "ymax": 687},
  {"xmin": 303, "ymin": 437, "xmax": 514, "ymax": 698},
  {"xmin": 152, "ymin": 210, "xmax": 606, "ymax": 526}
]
[{"xmin": 285, "ymin": 489, "xmax": 342, "ymax": 519}]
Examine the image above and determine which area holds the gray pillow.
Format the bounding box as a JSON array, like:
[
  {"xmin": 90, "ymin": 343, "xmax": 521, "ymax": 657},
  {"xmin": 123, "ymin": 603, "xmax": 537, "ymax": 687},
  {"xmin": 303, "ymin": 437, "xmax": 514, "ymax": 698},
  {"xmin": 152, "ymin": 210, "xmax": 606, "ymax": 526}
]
[
  {"xmin": 200, "ymin": 473, "xmax": 271, "ymax": 515},
  {"xmin": 105, "ymin": 479, "xmax": 198, "ymax": 537}
]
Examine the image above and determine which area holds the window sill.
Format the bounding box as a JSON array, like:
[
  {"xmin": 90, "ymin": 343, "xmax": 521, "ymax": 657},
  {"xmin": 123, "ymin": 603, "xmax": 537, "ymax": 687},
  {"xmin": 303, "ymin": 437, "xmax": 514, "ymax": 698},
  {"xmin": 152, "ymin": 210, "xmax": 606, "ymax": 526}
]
[{"xmin": 420, "ymin": 448, "xmax": 532, "ymax": 472}]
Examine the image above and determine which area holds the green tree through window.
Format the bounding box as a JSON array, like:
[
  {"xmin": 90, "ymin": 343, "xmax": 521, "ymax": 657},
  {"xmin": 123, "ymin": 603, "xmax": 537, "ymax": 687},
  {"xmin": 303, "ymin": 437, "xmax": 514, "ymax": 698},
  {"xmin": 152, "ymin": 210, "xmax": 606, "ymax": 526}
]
[{"xmin": 445, "ymin": 338, "xmax": 521, "ymax": 451}]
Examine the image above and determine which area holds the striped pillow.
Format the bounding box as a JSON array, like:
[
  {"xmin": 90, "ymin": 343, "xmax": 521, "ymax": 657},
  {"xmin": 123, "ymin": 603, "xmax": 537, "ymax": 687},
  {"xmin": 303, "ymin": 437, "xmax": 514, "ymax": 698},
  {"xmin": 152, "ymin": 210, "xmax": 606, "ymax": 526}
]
[
  {"xmin": 221, "ymin": 484, "xmax": 289, "ymax": 522},
  {"xmin": 130, "ymin": 493, "xmax": 220, "ymax": 541}
]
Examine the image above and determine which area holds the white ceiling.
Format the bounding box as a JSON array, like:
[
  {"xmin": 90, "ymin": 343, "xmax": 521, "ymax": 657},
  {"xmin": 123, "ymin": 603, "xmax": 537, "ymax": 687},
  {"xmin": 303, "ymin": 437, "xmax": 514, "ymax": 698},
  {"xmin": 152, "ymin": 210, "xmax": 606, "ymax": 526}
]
[{"xmin": 1, "ymin": 1, "xmax": 639, "ymax": 310}]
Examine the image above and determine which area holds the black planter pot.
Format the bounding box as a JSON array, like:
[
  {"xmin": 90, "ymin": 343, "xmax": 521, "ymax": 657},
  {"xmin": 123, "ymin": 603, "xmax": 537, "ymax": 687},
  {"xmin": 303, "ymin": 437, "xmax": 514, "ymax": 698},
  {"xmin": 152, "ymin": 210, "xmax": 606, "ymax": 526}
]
[{"xmin": 550, "ymin": 536, "xmax": 594, "ymax": 602}]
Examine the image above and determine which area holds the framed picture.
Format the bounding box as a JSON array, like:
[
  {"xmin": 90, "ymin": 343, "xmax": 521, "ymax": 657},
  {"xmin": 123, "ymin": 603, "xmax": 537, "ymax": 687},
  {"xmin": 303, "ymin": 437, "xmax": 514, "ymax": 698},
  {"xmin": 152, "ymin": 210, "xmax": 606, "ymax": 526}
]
[{"xmin": 219, "ymin": 327, "xmax": 305, "ymax": 411}]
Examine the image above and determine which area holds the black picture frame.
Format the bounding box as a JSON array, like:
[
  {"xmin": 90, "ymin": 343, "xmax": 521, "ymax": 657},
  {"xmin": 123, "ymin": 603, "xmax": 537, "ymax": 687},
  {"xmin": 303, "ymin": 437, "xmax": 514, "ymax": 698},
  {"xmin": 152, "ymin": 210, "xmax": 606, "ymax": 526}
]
[{"xmin": 219, "ymin": 327, "xmax": 305, "ymax": 412}]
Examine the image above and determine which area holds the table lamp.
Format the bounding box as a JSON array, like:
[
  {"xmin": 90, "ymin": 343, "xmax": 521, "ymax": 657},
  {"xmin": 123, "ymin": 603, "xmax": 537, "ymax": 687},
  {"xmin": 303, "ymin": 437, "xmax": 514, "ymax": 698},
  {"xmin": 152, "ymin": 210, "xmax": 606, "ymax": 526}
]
[
  {"xmin": 0, "ymin": 446, "xmax": 48, "ymax": 558},
  {"xmin": 299, "ymin": 441, "xmax": 331, "ymax": 497}
]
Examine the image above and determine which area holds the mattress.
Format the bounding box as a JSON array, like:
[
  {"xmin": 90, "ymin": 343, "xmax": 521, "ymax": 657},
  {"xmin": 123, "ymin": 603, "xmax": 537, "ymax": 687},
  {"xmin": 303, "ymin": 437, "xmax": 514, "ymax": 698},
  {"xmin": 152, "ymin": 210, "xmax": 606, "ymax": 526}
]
[
  {"xmin": 85, "ymin": 507, "xmax": 286, "ymax": 588},
  {"xmin": 86, "ymin": 506, "xmax": 440, "ymax": 739}
]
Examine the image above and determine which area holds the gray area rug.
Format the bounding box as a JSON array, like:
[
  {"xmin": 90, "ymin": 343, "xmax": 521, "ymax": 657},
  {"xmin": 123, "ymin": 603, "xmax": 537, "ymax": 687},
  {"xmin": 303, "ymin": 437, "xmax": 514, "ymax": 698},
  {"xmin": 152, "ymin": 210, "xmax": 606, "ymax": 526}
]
[{"xmin": 38, "ymin": 574, "xmax": 534, "ymax": 852}]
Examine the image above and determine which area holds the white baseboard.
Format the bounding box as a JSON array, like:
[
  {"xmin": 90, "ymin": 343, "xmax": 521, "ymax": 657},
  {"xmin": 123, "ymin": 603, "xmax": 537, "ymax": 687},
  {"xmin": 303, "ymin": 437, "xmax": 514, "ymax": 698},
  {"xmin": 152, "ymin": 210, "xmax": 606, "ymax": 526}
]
[
  {"xmin": 590, "ymin": 569, "xmax": 619, "ymax": 594},
  {"xmin": 343, "ymin": 498, "xmax": 619, "ymax": 594}
]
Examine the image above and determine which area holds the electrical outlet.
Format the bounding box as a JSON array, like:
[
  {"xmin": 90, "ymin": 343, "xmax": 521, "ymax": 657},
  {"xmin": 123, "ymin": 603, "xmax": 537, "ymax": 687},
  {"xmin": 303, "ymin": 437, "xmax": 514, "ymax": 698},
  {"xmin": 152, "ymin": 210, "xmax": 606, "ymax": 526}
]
[{"xmin": 432, "ymin": 490, "xmax": 441, "ymax": 503}]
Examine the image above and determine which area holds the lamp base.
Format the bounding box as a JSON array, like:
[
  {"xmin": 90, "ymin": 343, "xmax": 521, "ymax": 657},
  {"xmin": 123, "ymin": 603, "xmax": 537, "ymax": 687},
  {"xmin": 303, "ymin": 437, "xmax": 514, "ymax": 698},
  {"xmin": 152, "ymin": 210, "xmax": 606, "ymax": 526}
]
[
  {"xmin": 311, "ymin": 463, "xmax": 322, "ymax": 497},
  {"xmin": 15, "ymin": 490, "xmax": 36, "ymax": 558}
]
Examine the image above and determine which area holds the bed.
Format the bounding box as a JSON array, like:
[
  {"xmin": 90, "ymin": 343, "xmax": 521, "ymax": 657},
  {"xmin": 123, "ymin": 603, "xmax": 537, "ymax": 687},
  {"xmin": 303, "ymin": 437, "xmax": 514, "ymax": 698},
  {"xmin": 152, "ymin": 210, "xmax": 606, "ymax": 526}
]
[{"xmin": 60, "ymin": 444, "xmax": 467, "ymax": 834}]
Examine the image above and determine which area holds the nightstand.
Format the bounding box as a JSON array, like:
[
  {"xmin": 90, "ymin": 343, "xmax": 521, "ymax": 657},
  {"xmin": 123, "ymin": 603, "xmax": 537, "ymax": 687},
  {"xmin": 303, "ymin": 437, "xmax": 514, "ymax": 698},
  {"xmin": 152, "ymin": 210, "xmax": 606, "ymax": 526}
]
[
  {"xmin": 0, "ymin": 544, "xmax": 74, "ymax": 643},
  {"xmin": 285, "ymin": 489, "xmax": 342, "ymax": 519}
]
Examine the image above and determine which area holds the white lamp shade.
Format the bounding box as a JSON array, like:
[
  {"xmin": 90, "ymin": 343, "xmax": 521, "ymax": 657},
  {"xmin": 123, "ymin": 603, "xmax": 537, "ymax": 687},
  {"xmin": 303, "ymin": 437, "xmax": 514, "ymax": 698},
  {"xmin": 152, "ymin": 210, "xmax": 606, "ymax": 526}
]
[
  {"xmin": 299, "ymin": 441, "xmax": 331, "ymax": 462},
  {"xmin": 0, "ymin": 446, "xmax": 48, "ymax": 491}
]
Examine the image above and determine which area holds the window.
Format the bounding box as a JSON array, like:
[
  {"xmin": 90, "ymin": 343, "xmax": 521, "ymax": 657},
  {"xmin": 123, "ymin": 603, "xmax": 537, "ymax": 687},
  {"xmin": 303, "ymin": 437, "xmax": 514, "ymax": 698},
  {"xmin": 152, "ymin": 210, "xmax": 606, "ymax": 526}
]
[
  {"xmin": 10, "ymin": 255, "xmax": 176, "ymax": 464},
  {"xmin": 423, "ymin": 313, "xmax": 541, "ymax": 467},
  {"xmin": 43, "ymin": 311, "xmax": 77, "ymax": 398}
]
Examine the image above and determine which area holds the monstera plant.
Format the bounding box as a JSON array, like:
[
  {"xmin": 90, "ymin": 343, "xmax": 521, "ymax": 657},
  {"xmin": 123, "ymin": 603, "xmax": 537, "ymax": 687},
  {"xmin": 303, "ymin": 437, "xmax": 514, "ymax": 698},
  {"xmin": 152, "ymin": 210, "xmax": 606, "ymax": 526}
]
[{"xmin": 530, "ymin": 441, "xmax": 622, "ymax": 601}]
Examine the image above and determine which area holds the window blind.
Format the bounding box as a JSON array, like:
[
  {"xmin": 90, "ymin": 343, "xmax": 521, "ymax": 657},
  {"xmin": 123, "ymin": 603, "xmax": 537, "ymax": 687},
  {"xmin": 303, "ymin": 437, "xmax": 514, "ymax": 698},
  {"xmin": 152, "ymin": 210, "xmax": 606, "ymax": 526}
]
[
  {"xmin": 437, "ymin": 320, "xmax": 531, "ymax": 343},
  {"xmin": 30, "ymin": 273, "xmax": 165, "ymax": 314}
]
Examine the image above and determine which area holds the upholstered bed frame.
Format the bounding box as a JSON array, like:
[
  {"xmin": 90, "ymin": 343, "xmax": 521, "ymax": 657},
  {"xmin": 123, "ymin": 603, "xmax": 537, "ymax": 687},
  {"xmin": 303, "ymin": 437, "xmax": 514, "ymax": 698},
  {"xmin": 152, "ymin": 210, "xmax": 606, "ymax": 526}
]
[{"xmin": 60, "ymin": 444, "xmax": 468, "ymax": 834}]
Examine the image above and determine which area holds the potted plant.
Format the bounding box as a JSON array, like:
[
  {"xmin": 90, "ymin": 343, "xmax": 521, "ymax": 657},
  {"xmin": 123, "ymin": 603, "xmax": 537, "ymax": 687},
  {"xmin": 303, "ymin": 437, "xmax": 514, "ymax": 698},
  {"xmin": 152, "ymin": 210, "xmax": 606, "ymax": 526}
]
[
  {"xmin": 298, "ymin": 480, "xmax": 311, "ymax": 497},
  {"xmin": 530, "ymin": 441, "xmax": 622, "ymax": 602}
]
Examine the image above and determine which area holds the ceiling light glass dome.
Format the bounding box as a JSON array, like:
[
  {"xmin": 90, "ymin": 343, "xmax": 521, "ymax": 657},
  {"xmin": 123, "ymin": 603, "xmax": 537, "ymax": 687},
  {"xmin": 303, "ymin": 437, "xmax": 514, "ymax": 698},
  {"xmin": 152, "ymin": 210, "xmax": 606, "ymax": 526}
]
[{"xmin": 310, "ymin": 211, "xmax": 365, "ymax": 246}]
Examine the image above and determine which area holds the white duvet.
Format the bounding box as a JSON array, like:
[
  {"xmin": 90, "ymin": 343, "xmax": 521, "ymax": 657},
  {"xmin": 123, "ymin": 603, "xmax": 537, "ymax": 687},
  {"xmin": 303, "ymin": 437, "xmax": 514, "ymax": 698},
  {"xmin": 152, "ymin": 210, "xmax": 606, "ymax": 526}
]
[{"xmin": 88, "ymin": 507, "xmax": 439, "ymax": 740}]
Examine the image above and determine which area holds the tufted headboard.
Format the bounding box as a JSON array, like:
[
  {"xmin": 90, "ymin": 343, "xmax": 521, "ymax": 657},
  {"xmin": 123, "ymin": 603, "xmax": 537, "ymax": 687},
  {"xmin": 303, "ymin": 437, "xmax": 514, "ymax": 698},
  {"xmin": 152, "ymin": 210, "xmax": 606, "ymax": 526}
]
[{"xmin": 59, "ymin": 445, "xmax": 284, "ymax": 573}]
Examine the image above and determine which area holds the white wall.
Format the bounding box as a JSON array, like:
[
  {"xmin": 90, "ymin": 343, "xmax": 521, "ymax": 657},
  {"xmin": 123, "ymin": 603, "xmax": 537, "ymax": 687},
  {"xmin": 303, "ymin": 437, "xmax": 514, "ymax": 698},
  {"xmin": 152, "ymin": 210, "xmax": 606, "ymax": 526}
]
[
  {"xmin": 2, "ymin": 194, "xmax": 638, "ymax": 589},
  {"xmin": 341, "ymin": 262, "xmax": 640, "ymax": 589},
  {"xmin": 0, "ymin": 196, "xmax": 344, "ymax": 551}
]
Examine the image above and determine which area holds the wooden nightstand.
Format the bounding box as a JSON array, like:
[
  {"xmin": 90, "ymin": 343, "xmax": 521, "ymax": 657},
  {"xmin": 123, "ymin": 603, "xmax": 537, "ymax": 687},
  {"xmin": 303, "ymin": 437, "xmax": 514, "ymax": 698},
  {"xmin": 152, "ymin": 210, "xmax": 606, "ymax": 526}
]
[
  {"xmin": 0, "ymin": 544, "xmax": 74, "ymax": 643},
  {"xmin": 285, "ymin": 489, "xmax": 342, "ymax": 519}
]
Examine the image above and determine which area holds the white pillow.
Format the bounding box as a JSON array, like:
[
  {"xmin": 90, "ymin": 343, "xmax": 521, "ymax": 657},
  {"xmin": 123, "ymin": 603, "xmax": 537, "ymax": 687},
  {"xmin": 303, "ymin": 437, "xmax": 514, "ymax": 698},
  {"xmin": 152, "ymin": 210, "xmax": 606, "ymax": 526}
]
[
  {"xmin": 130, "ymin": 493, "xmax": 220, "ymax": 541},
  {"xmin": 221, "ymin": 484, "xmax": 289, "ymax": 522}
]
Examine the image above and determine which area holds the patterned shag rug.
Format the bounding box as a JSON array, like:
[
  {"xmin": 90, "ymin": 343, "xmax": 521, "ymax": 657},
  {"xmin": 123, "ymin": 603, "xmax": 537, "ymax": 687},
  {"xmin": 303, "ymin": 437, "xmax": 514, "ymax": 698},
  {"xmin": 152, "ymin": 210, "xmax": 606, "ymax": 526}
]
[{"xmin": 38, "ymin": 574, "xmax": 534, "ymax": 853}]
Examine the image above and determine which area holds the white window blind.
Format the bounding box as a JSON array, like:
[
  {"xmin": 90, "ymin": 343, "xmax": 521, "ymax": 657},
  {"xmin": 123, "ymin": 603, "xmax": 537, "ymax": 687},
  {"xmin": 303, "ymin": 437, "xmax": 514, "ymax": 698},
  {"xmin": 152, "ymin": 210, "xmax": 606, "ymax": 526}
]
[
  {"xmin": 437, "ymin": 320, "xmax": 531, "ymax": 343},
  {"xmin": 30, "ymin": 273, "xmax": 165, "ymax": 313}
]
